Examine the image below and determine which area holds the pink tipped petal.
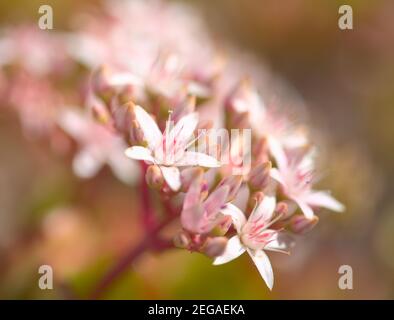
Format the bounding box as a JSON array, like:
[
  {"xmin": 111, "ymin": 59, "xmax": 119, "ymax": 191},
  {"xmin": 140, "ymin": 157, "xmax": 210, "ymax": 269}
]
[
  {"xmin": 295, "ymin": 199, "xmax": 315, "ymax": 220},
  {"xmin": 160, "ymin": 166, "xmax": 181, "ymax": 191},
  {"xmin": 213, "ymin": 236, "xmax": 245, "ymax": 265},
  {"xmin": 268, "ymin": 137, "xmax": 287, "ymax": 171},
  {"xmin": 247, "ymin": 249, "xmax": 274, "ymax": 290},
  {"xmin": 176, "ymin": 151, "xmax": 220, "ymax": 167},
  {"xmin": 134, "ymin": 105, "xmax": 162, "ymax": 150},
  {"xmin": 124, "ymin": 146, "xmax": 154, "ymax": 162},
  {"xmin": 220, "ymin": 203, "xmax": 247, "ymax": 233},
  {"xmin": 306, "ymin": 191, "xmax": 345, "ymax": 212},
  {"xmin": 73, "ymin": 149, "xmax": 103, "ymax": 179},
  {"xmin": 250, "ymin": 195, "xmax": 276, "ymax": 222},
  {"xmin": 203, "ymin": 185, "xmax": 229, "ymax": 218}
]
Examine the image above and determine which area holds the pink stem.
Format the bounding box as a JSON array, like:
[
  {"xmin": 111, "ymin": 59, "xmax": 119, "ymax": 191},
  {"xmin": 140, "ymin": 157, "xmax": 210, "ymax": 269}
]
[
  {"xmin": 89, "ymin": 214, "xmax": 175, "ymax": 299},
  {"xmin": 89, "ymin": 162, "xmax": 177, "ymax": 299}
]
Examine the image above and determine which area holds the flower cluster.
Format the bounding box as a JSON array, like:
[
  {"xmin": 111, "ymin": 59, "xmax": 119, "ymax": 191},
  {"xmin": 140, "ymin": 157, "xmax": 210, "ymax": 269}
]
[{"xmin": 0, "ymin": 0, "xmax": 344, "ymax": 290}]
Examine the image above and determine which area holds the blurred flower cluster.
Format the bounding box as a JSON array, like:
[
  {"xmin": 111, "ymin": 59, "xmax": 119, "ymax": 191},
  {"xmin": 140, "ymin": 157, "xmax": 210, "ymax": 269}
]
[{"xmin": 0, "ymin": 0, "xmax": 344, "ymax": 291}]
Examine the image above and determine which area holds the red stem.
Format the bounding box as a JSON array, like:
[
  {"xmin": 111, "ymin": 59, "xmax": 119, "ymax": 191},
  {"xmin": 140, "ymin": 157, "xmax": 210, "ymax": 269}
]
[{"xmin": 89, "ymin": 214, "xmax": 175, "ymax": 299}]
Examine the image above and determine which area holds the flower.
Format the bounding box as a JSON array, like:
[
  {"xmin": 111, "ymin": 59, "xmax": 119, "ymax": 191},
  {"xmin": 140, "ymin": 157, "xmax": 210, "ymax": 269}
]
[
  {"xmin": 181, "ymin": 174, "xmax": 230, "ymax": 234},
  {"xmin": 214, "ymin": 195, "xmax": 292, "ymax": 290},
  {"xmin": 125, "ymin": 105, "xmax": 220, "ymax": 191},
  {"xmin": 57, "ymin": 108, "xmax": 138, "ymax": 184},
  {"xmin": 270, "ymin": 144, "xmax": 345, "ymax": 219}
]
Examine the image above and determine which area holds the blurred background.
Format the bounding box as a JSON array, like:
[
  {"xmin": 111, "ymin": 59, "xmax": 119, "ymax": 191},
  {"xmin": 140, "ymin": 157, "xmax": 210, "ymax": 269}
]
[{"xmin": 0, "ymin": 0, "xmax": 393, "ymax": 299}]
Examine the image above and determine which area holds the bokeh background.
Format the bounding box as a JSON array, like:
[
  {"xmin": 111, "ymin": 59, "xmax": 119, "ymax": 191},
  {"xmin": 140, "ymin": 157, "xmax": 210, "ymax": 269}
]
[{"xmin": 0, "ymin": 0, "xmax": 393, "ymax": 299}]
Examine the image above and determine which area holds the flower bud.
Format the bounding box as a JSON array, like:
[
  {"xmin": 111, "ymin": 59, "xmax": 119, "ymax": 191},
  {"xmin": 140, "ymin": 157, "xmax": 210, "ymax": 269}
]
[
  {"xmin": 211, "ymin": 215, "xmax": 233, "ymax": 236},
  {"xmin": 173, "ymin": 230, "xmax": 191, "ymax": 249},
  {"xmin": 202, "ymin": 236, "xmax": 228, "ymax": 258},
  {"xmin": 145, "ymin": 165, "xmax": 164, "ymax": 189},
  {"xmin": 249, "ymin": 161, "xmax": 271, "ymax": 190},
  {"xmin": 91, "ymin": 66, "xmax": 116, "ymax": 102},
  {"xmin": 290, "ymin": 215, "xmax": 319, "ymax": 235},
  {"xmin": 130, "ymin": 119, "xmax": 145, "ymax": 145}
]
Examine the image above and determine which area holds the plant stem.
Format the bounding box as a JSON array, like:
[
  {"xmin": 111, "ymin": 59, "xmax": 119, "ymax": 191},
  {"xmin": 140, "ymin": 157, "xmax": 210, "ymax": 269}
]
[{"xmin": 89, "ymin": 214, "xmax": 175, "ymax": 299}]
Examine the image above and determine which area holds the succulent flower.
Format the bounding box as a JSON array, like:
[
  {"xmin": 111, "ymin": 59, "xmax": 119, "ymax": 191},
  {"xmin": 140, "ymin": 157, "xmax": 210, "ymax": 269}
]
[{"xmin": 125, "ymin": 105, "xmax": 220, "ymax": 191}]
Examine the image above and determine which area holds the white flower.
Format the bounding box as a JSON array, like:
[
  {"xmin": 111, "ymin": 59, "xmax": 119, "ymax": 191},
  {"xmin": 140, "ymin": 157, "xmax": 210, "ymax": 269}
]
[
  {"xmin": 213, "ymin": 196, "xmax": 292, "ymax": 290},
  {"xmin": 270, "ymin": 144, "xmax": 345, "ymax": 219},
  {"xmin": 125, "ymin": 105, "xmax": 220, "ymax": 191},
  {"xmin": 57, "ymin": 108, "xmax": 138, "ymax": 185}
]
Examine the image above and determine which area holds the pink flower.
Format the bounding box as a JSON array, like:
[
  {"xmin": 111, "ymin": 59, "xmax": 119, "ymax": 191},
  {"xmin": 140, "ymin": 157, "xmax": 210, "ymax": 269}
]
[
  {"xmin": 270, "ymin": 144, "xmax": 345, "ymax": 219},
  {"xmin": 125, "ymin": 105, "xmax": 220, "ymax": 191},
  {"xmin": 181, "ymin": 176, "xmax": 230, "ymax": 234},
  {"xmin": 57, "ymin": 108, "xmax": 138, "ymax": 184},
  {"xmin": 214, "ymin": 196, "xmax": 292, "ymax": 290}
]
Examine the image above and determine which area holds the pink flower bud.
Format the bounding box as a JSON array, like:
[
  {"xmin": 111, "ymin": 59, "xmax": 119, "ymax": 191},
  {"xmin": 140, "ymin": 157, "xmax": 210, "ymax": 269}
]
[
  {"xmin": 290, "ymin": 215, "xmax": 319, "ymax": 235},
  {"xmin": 202, "ymin": 236, "xmax": 228, "ymax": 258},
  {"xmin": 173, "ymin": 230, "xmax": 191, "ymax": 249},
  {"xmin": 145, "ymin": 165, "xmax": 164, "ymax": 189}
]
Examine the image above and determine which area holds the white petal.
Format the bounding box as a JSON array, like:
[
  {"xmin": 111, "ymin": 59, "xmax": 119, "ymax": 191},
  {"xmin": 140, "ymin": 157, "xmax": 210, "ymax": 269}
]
[
  {"xmin": 295, "ymin": 198, "xmax": 315, "ymax": 220},
  {"xmin": 73, "ymin": 149, "xmax": 103, "ymax": 178},
  {"xmin": 169, "ymin": 112, "xmax": 199, "ymax": 147},
  {"xmin": 176, "ymin": 151, "xmax": 220, "ymax": 167},
  {"xmin": 160, "ymin": 166, "xmax": 181, "ymax": 191},
  {"xmin": 250, "ymin": 194, "xmax": 276, "ymax": 222},
  {"xmin": 134, "ymin": 105, "xmax": 162, "ymax": 150},
  {"xmin": 213, "ymin": 236, "xmax": 245, "ymax": 265},
  {"xmin": 107, "ymin": 72, "xmax": 143, "ymax": 87},
  {"xmin": 220, "ymin": 203, "xmax": 246, "ymax": 233},
  {"xmin": 247, "ymin": 249, "xmax": 274, "ymax": 290},
  {"xmin": 57, "ymin": 108, "xmax": 88, "ymax": 140},
  {"xmin": 306, "ymin": 191, "xmax": 345, "ymax": 212},
  {"xmin": 270, "ymin": 168, "xmax": 286, "ymax": 186},
  {"xmin": 108, "ymin": 151, "xmax": 139, "ymax": 185},
  {"xmin": 268, "ymin": 137, "xmax": 287, "ymax": 171},
  {"xmin": 124, "ymin": 146, "xmax": 154, "ymax": 162},
  {"xmin": 264, "ymin": 232, "xmax": 294, "ymax": 254}
]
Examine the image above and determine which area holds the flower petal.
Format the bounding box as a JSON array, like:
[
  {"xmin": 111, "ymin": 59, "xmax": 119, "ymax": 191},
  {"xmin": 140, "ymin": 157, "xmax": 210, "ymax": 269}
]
[
  {"xmin": 250, "ymin": 194, "xmax": 276, "ymax": 222},
  {"xmin": 125, "ymin": 146, "xmax": 154, "ymax": 162},
  {"xmin": 57, "ymin": 108, "xmax": 88, "ymax": 140},
  {"xmin": 270, "ymin": 168, "xmax": 286, "ymax": 186},
  {"xmin": 264, "ymin": 232, "xmax": 294, "ymax": 254},
  {"xmin": 220, "ymin": 203, "xmax": 247, "ymax": 233},
  {"xmin": 295, "ymin": 198, "xmax": 315, "ymax": 220},
  {"xmin": 306, "ymin": 191, "xmax": 345, "ymax": 212},
  {"xmin": 176, "ymin": 151, "xmax": 220, "ymax": 167},
  {"xmin": 203, "ymin": 185, "xmax": 229, "ymax": 218},
  {"xmin": 134, "ymin": 105, "xmax": 162, "ymax": 150},
  {"xmin": 183, "ymin": 174, "xmax": 203, "ymax": 210},
  {"xmin": 108, "ymin": 150, "xmax": 140, "ymax": 185},
  {"xmin": 268, "ymin": 137, "xmax": 287, "ymax": 171},
  {"xmin": 73, "ymin": 149, "xmax": 103, "ymax": 178},
  {"xmin": 160, "ymin": 166, "xmax": 181, "ymax": 191},
  {"xmin": 247, "ymin": 249, "xmax": 274, "ymax": 290},
  {"xmin": 213, "ymin": 236, "xmax": 245, "ymax": 265},
  {"xmin": 169, "ymin": 112, "xmax": 199, "ymax": 147}
]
